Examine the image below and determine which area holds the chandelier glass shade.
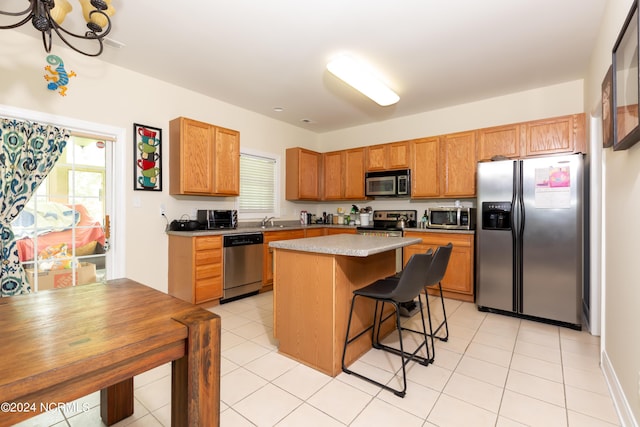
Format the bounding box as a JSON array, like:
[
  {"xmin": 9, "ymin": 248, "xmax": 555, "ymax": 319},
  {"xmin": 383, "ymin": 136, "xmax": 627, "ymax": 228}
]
[{"xmin": 0, "ymin": 0, "xmax": 115, "ymax": 57}]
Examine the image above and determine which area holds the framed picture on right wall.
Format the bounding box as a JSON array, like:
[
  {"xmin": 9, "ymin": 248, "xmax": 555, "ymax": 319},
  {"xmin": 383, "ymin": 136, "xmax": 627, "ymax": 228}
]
[
  {"xmin": 612, "ymin": 0, "xmax": 640, "ymax": 151},
  {"xmin": 602, "ymin": 65, "xmax": 614, "ymax": 148}
]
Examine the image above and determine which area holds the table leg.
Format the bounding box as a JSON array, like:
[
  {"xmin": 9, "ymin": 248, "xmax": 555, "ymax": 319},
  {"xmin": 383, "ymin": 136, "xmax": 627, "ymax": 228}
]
[
  {"xmin": 172, "ymin": 310, "xmax": 221, "ymax": 427},
  {"xmin": 100, "ymin": 378, "xmax": 134, "ymax": 425}
]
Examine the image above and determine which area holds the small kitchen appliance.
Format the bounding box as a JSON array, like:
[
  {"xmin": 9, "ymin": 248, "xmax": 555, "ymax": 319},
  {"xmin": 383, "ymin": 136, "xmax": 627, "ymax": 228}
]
[
  {"xmin": 197, "ymin": 209, "xmax": 238, "ymax": 229},
  {"xmin": 427, "ymin": 207, "xmax": 476, "ymax": 230},
  {"xmin": 365, "ymin": 169, "xmax": 411, "ymax": 197}
]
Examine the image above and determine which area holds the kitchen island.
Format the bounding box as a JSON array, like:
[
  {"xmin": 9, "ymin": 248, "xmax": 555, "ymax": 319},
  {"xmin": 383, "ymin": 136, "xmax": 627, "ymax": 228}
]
[{"xmin": 270, "ymin": 234, "xmax": 421, "ymax": 376}]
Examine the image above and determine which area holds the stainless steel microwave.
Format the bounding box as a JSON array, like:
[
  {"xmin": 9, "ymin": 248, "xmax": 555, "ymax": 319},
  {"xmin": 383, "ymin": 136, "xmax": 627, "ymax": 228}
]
[
  {"xmin": 365, "ymin": 169, "xmax": 411, "ymax": 197},
  {"xmin": 197, "ymin": 209, "xmax": 238, "ymax": 229},
  {"xmin": 427, "ymin": 207, "xmax": 476, "ymax": 230}
]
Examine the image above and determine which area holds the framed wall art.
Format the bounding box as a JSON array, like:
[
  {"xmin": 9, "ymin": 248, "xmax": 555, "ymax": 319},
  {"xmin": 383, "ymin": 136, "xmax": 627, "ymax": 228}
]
[
  {"xmin": 602, "ymin": 65, "xmax": 614, "ymax": 148},
  {"xmin": 612, "ymin": 0, "xmax": 640, "ymax": 151},
  {"xmin": 133, "ymin": 123, "xmax": 162, "ymax": 191}
]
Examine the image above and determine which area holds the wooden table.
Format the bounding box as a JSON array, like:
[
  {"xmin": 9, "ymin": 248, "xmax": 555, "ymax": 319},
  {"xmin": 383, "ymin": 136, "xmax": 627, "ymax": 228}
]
[{"xmin": 0, "ymin": 278, "xmax": 220, "ymax": 426}]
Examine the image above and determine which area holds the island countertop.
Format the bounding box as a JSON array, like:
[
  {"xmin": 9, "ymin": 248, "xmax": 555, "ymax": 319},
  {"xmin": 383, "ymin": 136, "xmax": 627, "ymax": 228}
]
[{"xmin": 268, "ymin": 234, "xmax": 422, "ymax": 257}]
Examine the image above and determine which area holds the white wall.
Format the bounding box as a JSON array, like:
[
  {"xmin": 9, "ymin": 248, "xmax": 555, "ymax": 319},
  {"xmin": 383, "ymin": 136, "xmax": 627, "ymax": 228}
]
[
  {"xmin": 0, "ymin": 31, "xmax": 318, "ymax": 293},
  {"xmin": 584, "ymin": 0, "xmax": 640, "ymax": 424},
  {"xmin": 317, "ymin": 80, "xmax": 584, "ymax": 151}
]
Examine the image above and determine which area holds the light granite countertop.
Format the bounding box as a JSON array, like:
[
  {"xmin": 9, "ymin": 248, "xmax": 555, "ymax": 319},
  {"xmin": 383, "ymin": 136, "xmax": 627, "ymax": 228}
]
[
  {"xmin": 268, "ymin": 234, "xmax": 422, "ymax": 257},
  {"xmin": 166, "ymin": 224, "xmax": 474, "ymax": 237}
]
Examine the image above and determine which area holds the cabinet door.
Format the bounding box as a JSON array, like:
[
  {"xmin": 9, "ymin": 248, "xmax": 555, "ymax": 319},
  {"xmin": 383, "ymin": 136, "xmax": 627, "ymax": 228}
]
[
  {"xmin": 441, "ymin": 131, "xmax": 476, "ymax": 197},
  {"xmin": 305, "ymin": 228, "xmax": 326, "ymax": 237},
  {"xmin": 325, "ymin": 228, "xmax": 357, "ymax": 235},
  {"xmin": 213, "ymin": 126, "xmax": 240, "ymax": 195},
  {"xmin": 323, "ymin": 151, "xmax": 343, "ymax": 200},
  {"xmin": 387, "ymin": 141, "xmax": 410, "ymax": 169},
  {"xmin": 366, "ymin": 142, "xmax": 409, "ymax": 171},
  {"xmin": 524, "ymin": 114, "xmax": 582, "ymax": 156},
  {"xmin": 344, "ymin": 148, "xmax": 366, "ymax": 199},
  {"xmin": 366, "ymin": 144, "xmax": 387, "ymax": 171},
  {"xmin": 299, "ymin": 150, "xmax": 320, "ymax": 199},
  {"xmin": 403, "ymin": 232, "xmax": 474, "ymax": 301},
  {"xmin": 410, "ymin": 137, "xmax": 440, "ymax": 197},
  {"xmin": 286, "ymin": 148, "xmax": 321, "ymax": 200},
  {"xmin": 177, "ymin": 118, "xmax": 215, "ymax": 194},
  {"xmin": 477, "ymin": 124, "xmax": 520, "ymax": 161},
  {"xmin": 263, "ymin": 230, "xmax": 305, "ymax": 286}
]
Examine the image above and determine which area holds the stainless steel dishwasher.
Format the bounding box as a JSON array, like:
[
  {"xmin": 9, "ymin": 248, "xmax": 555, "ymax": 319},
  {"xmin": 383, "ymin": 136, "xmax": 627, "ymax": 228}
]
[{"xmin": 222, "ymin": 233, "xmax": 264, "ymax": 303}]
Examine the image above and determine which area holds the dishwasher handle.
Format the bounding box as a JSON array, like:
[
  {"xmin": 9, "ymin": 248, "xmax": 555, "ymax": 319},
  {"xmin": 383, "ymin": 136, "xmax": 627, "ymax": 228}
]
[{"xmin": 223, "ymin": 233, "xmax": 264, "ymax": 247}]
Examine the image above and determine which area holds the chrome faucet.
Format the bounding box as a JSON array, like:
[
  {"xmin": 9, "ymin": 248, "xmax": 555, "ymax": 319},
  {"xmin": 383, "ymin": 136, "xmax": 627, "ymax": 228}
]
[{"xmin": 261, "ymin": 216, "xmax": 275, "ymax": 227}]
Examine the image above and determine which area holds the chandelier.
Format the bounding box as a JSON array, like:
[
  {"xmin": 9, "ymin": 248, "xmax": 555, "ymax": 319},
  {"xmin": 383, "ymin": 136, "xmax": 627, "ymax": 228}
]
[{"xmin": 0, "ymin": 0, "xmax": 115, "ymax": 57}]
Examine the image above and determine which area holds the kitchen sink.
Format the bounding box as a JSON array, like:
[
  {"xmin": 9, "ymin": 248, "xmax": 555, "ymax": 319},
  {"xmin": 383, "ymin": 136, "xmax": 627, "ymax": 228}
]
[{"xmin": 260, "ymin": 224, "xmax": 288, "ymax": 229}]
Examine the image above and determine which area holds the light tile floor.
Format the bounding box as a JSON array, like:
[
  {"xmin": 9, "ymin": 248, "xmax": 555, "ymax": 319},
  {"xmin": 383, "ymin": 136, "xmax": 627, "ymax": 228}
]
[{"xmin": 16, "ymin": 291, "xmax": 621, "ymax": 426}]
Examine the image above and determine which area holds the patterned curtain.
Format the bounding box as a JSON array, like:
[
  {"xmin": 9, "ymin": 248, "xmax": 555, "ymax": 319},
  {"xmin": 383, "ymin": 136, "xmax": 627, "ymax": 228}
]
[{"xmin": 0, "ymin": 118, "xmax": 69, "ymax": 297}]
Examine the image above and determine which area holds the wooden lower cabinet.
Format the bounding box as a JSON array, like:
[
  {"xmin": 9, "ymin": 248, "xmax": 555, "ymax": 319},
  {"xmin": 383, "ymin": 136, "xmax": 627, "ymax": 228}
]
[
  {"xmin": 325, "ymin": 227, "xmax": 357, "ymax": 235},
  {"xmin": 262, "ymin": 230, "xmax": 305, "ymax": 290},
  {"xmin": 168, "ymin": 234, "xmax": 223, "ymax": 304},
  {"xmin": 403, "ymin": 231, "xmax": 475, "ymax": 302},
  {"xmin": 305, "ymin": 228, "xmax": 326, "ymax": 238}
]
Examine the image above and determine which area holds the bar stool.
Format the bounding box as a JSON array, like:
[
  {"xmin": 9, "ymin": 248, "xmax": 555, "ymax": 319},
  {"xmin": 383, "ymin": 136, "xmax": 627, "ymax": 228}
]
[
  {"xmin": 386, "ymin": 243, "xmax": 452, "ymax": 357},
  {"xmin": 423, "ymin": 243, "xmax": 453, "ymax": 343},
  {"xmin": 341, "ymin": 253, "xmax": 433, "ymax": 398}
]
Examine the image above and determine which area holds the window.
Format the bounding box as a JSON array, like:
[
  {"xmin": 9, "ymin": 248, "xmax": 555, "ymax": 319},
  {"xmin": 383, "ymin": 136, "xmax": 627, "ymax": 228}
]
[
  {"xmin": 237, "ymin": 150, "xmax": 280, "ymax": 219},
  {"xmin": 12, "ymin": 135, "xmax": 111, "ymax": 290}
]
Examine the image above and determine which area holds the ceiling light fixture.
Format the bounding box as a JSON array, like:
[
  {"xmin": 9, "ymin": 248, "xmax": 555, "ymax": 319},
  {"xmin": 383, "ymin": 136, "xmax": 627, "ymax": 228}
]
[
  {"xmin": 0, "ymin": 0, "xmax": 115, "ymax": 57},
  {"xmin": 326, "ymin": 54, "xmax": 399, "ymax": 107}
]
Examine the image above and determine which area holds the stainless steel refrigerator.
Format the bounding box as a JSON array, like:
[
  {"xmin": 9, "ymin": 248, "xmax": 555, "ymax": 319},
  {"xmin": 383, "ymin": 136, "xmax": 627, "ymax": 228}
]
[{"xmin": 476, "ymin": 153, "xmax": 584, "ymax": 329}]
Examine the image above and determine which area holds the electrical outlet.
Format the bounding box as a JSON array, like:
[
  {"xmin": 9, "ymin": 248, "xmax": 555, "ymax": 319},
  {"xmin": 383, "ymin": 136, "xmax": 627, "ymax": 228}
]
[
  {"xmin": 160, "ymin": 203, "xmax": 166, "ymax": 216},
  {"xmin": 190, "ymin": 208, "xmax": 197, "ymax": 219}
]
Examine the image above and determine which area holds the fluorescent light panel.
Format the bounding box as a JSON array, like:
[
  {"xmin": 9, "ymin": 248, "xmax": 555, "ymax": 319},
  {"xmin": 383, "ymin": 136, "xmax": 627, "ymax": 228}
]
[{"xmin": 327, "ymin": 55, "xmax": 399, "ymax": 106}]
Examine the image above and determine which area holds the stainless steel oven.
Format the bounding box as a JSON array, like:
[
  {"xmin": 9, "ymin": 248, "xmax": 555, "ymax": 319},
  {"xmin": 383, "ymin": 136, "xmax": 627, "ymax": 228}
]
[
  {"xmin": 356, "ymin": 210, "xmax": 417, "ymax": 272},
  {"xmin": 356, "ymin": 209, "xmax": 419, "ymax": 316}
]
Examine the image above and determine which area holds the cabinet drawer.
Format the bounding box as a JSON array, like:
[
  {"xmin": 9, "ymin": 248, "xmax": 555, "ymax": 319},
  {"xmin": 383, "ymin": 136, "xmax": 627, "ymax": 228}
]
[
  {"xmin": 195, "ymin": 277, "xmax": 222, "ymax": 302},
  {"xmin": 263, "ymin": 230, "xmax": 305, "ymax": 242},
  {"xmin": 404, "ymin": 232, "xmax": 472, "ymax": 248},
  {"xmin": 195, "ymin": 263, "xmax": 221, "ymax": 280},
  {"xmin": 195, "ymin": 236, "xmax": 222, "ymax": 250},
  {"xmin": 195, "ymin": 248, "xmax": 221, "ymax": 265}
]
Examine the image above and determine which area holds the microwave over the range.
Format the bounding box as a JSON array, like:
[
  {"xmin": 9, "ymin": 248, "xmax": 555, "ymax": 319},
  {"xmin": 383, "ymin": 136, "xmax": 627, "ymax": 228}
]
[{"xmin": 365, "ymin": 169, "xmax": 411, "ymax": 197}]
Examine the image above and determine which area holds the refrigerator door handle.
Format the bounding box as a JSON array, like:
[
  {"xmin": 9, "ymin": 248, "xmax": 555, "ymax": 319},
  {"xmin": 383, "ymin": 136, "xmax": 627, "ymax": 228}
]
[
  {"xmin": 518, "ymin": 161, "xmax": 525, "ymax": 236},
  {"xmin": 516, "ymin": 160, "xmax": 525, "ymax": 312},
  {"xmin": 511, "ymin": 161, "xmax": 519, "ymax": 312}
]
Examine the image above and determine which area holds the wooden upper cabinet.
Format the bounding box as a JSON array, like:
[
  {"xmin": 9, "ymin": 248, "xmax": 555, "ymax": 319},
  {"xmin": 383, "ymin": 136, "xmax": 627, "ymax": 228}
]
[
  {"xmin": 170, "ymin": 118, "xmax": 214, "ymax": 194},
  {"xmin": 477, "ymin": 124, "xmax": 521, "ymax": 161},
  {"xmin": 523, "ymin": 113, "xmax": 586, "ymax": 156},
  {"xmin": 286, "ymin": 147, "xmax": 321, "ymax": 200},
  {"xmin": 321, "ymin": 148, "xmax": 366, "ymax": 200},
  {"xmin": 170, "ymin": 117, "xmax": 240, "ymax": 196},
  {"xmin": 322, "ymin": 150, "xmax": 343, "ymax": 200},
  {"xmin": 441, "ymin": 131, "xmax": 476, "ymax": 197},
  {"xmin": 343, "ymin": 148, "xmax": 366, "ymax": 199},
  {"xmin": 366, "ymin": 141, "xmax": 410, "ymax": 171},
  {"xmin": 212, "ymin": 126, "xmax": 240, "ymax": 195},
  {"xmin": 410, "ymin": 137, "xmax": 440, "ymax": 197}
]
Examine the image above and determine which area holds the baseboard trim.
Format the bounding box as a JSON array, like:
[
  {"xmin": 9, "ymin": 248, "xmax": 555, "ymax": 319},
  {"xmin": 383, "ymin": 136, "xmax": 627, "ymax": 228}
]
[{"xmin": 602, "ymin": 350, "xmax": 638, "ymax": 427}]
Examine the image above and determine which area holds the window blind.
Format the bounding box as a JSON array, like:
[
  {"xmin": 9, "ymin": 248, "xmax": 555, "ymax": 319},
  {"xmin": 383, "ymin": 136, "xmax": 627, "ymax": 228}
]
[{"xmin": 239, "ymin": 153, "xmax": 276, "ymax": 213}]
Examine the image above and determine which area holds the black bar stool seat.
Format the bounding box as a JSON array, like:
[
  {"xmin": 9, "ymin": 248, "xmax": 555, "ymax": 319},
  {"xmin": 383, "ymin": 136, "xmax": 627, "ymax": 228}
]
[{"xmin": 341, "ymin": 253, "xmax": 434, "ymax": 398}]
